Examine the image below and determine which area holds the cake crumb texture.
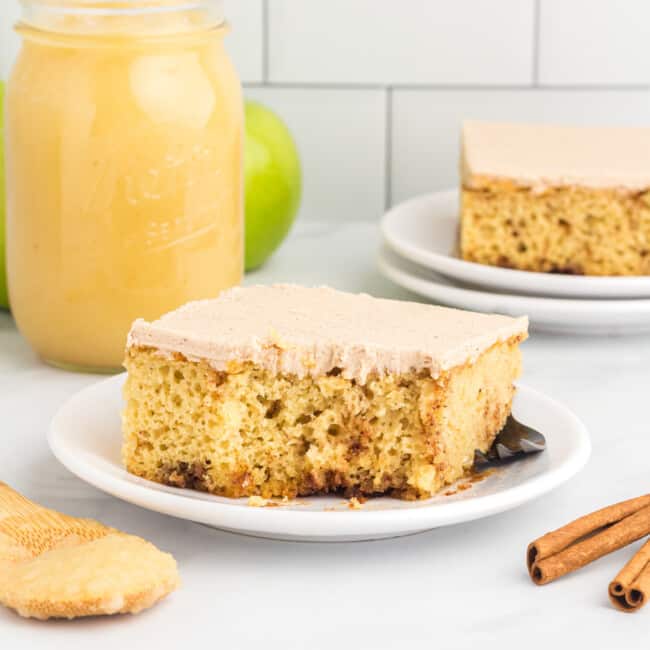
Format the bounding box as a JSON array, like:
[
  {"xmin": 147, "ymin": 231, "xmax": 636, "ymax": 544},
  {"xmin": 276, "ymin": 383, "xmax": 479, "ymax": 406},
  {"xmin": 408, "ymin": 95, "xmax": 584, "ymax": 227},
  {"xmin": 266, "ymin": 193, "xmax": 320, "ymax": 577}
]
[
  {"xmin": 122, "ymin": 338, "xmax": 522, "ymax": 500},
  {"xmin": 461, "ymin": 185, "xmax": 650, "ymax": 276}
]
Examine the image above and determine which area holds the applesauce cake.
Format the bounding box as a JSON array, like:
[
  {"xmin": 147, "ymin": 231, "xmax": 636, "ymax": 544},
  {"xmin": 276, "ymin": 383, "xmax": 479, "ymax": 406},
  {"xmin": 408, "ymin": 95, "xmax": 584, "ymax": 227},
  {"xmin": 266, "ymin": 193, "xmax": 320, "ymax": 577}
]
[
  {"xmin": 460, "ymin": 121, "xmax": 650, "ymax": 276},
  {"xmin": 122, "ymin": 285, "xmax": 528, "ymax": 500}
]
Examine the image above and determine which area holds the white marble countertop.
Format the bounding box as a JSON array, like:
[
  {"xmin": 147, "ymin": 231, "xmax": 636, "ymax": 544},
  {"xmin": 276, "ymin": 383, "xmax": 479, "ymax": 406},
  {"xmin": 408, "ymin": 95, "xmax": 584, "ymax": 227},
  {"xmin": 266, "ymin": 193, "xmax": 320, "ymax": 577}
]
[{"xmin": 1, "ymin": 221, "xmax": 649, "ymax": 649}]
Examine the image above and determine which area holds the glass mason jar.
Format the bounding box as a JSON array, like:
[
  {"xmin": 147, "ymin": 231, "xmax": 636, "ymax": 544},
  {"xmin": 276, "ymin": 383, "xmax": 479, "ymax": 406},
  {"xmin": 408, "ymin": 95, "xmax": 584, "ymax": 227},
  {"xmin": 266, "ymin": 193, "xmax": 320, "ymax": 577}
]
[{"xmin": 6, "ymin": 0, "xmax": 243, "ymax": 372}]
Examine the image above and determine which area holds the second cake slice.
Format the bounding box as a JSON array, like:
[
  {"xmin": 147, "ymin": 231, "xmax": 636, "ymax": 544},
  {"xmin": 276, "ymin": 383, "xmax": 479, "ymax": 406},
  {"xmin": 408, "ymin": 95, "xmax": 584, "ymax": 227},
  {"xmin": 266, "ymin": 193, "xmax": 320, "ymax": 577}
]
[
  {"xmin": 460, "ymin": 121, "xmax": 650, "ymax": 276},
  {"xmin": 122, "ymin": 286, "xmax": 528, "ymax": 500}
]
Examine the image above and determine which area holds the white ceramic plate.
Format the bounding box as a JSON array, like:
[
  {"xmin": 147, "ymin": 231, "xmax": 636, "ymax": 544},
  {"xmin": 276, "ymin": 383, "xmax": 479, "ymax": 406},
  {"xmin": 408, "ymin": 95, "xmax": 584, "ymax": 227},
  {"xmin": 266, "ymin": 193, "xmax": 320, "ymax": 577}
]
[
  {"xmin": 379, "ymin": 246, "xmax": 650, "ymax": 336},
  {"xmin": 381, "ymin": 190, "xmax": 650, "ymax": 299},
  {"xmin": 48, "ymin": 374, "xmax": 590, "ymax": 542}
]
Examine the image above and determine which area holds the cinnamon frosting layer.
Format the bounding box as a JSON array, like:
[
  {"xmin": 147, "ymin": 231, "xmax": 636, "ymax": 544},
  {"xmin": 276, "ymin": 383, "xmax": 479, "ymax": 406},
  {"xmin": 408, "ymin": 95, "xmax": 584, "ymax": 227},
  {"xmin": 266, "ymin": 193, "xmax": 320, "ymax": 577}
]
[
  {"xmin": 462, "ymin": 121, "xmax": 650, "ymax": 192},
  {"xmin": 127, "ymin": 285, "xmax": 528, "ymax": 383}
]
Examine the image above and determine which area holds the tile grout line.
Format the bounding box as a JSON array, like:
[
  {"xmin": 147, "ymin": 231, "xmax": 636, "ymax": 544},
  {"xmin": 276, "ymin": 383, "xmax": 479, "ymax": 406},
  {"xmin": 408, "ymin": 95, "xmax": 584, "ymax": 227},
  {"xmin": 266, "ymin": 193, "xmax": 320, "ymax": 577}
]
[
  {"xmin": 262, "ymin": 0, "xmax": 269, "ymax": 83},
  {"xmin": 384, "ymin": 87, "xmax": 393, "ymax": 211},
  {"xmin": 243, "ymin": 81, "xmax": 648, "ymax": 92},
  {"xmin": 532, "ymin": 0, "xmax": 541, "ymax": 86}
]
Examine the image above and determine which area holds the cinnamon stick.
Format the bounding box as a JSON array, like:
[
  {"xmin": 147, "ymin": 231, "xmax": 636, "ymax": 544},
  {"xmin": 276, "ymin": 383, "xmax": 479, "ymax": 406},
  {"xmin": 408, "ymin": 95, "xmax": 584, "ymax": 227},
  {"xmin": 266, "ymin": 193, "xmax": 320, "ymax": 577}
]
[
  {"xmin": 609, "ymin": 538, "xmax": 650, "ymax": 613},
  {"xmin": 527, "ymin": 494, "xmax": 650, "ymax": 585}
]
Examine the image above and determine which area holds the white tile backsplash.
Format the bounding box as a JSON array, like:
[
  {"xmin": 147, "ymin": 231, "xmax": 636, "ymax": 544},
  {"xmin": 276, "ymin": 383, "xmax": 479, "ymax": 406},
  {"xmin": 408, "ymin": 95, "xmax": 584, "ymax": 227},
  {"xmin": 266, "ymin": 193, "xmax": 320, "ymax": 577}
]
[
  {"xmin": 267, "ymin": 0, "xmax": 536, "ymax": 85},
  {"xmin": 224, "ymin": 0, "xmax": 264, "ymax": 83},
  {"xmin": 539, "ymin": 0, "xmax": 650, "ymax": 86},
  {"xmin": 391, "ymin": 89, "xmax": 650, "ymax": 204},
  {"xmin": 2, "ymin": 0, "xmax": 649, "ymax": 224},
  {"xmin": 244, "ymin": 87, "xmax": 386, "ymax": 222}
]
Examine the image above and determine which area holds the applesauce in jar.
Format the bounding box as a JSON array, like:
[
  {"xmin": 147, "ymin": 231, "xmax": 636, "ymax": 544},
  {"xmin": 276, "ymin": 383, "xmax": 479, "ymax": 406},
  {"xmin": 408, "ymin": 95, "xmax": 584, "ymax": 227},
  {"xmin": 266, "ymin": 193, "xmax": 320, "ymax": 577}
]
[{"xmin": 6, "ymin": 1, "xmax": 243, "ymax": 371}]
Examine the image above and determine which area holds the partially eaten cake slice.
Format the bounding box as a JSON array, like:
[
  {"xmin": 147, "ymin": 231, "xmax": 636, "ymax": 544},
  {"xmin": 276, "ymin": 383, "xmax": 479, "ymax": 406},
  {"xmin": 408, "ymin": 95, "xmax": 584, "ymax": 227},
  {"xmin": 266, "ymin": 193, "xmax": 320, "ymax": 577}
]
[{"xmin": 122, "ymin": 285, "xmax": 528, "ymax": 500}]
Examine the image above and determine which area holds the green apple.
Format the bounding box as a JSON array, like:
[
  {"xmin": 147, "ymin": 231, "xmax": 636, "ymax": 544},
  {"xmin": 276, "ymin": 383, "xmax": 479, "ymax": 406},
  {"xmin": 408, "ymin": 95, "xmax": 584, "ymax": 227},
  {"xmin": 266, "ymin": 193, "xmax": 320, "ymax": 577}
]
[
  {"xmin": 244, "ymin": 100, "xmax": 301, "ymax": 271},
  {"xmin": 0, "ymin": 81, "xmax": 7, "ymax": 309}
]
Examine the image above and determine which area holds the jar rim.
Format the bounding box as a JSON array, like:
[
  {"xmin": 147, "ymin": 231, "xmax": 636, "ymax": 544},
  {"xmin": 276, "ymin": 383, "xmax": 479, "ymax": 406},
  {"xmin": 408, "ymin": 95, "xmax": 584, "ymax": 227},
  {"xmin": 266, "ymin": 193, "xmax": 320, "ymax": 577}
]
[
  {"xmin": 17, "ymin": 0, "xmax": 226, "ymax": 38},
  {"xmin": 20, "ymin": 0, "xmax": 224, "ymax": 19}
]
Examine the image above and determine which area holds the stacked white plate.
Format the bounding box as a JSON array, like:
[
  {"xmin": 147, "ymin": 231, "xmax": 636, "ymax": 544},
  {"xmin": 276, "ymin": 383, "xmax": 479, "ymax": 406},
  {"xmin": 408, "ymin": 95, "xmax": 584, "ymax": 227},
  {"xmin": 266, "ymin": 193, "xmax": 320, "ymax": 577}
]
[{"xmin": 379, "ymin": 190, "xmax": 650, "ymax": 335}]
